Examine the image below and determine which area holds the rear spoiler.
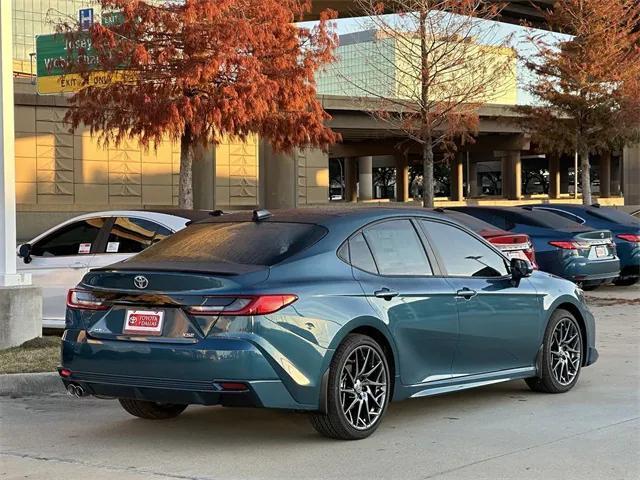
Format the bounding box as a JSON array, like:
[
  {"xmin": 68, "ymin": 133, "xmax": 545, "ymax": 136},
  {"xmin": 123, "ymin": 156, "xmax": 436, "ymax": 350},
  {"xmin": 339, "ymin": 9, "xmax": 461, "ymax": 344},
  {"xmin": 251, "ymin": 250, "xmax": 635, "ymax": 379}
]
[{"xmin": 91, "ymin": 260, "xmax": 265, "ymax": 276}]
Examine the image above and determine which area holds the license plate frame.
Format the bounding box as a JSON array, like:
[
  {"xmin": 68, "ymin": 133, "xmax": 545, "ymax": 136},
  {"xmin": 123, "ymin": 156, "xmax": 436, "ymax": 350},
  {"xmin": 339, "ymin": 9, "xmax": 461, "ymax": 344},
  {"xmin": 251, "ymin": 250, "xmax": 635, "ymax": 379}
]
[
  {"xmin": 123, "ymin": 309, "xmax": 165, "ymax": 336},
  {"xmin": 594, "ymin": 245, "xmax": 608, "ymax": 258}
]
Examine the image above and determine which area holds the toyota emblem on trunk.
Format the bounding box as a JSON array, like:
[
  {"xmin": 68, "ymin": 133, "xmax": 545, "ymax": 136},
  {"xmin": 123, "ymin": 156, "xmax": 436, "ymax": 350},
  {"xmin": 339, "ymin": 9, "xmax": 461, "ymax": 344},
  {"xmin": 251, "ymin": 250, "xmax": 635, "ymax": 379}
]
[{"xmin": 133, "ymin": 275, "xmax": 149, "ymax": 289}]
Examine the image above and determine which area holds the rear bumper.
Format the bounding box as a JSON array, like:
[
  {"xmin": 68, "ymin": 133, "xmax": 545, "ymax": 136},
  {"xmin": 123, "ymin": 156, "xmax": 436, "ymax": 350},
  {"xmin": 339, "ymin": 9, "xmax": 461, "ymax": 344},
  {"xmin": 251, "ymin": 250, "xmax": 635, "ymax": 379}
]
[
  {"xmin": 539, "ymin": 250, "xmax": 620, "ymax": 284},
  {"xmin": 60, "ymin": 330, "xmax": 317, "ymax": 410}
]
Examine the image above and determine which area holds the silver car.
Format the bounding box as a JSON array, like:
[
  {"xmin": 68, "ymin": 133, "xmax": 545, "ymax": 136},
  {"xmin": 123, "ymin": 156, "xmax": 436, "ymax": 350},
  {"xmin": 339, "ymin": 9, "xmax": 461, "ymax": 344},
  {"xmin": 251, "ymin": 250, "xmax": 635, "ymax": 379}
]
[{"xmin": 16, "ymin": 209, "xmax": 212, "ymax": 329}]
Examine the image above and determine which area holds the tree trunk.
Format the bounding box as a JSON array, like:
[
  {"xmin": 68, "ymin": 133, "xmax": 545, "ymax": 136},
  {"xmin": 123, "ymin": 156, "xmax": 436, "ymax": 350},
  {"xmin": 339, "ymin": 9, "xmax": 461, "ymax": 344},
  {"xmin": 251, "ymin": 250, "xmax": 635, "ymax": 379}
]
[
  {"xmin": 422, "ymin": 139, "xmax": 434, "ymax": 207},
  {"xmin": 580, "ymin": 146, "xmax": 592, "ymax": 205},
  {"xmin": 179, "ymin": 125, "xmax": 194, "ymax": 209}
]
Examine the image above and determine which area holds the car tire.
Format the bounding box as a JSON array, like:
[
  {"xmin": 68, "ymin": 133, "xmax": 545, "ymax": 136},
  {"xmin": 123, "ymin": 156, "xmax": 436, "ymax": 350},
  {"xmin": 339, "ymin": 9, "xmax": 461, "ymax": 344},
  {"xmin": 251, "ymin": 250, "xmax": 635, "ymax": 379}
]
[
  {"xmin": 526, "ymin": 309, "xmax": 583, "ymax": 394},
  {"xmin": 613, "ymin": 277, "xmax": 639, "ymax": 286},
  {"xmin": 310, "ymin": 333, "xmax": 390, "ymax": 440},
  {"xmin": 118, "ymin": 398, "xmax": 187, "ymax": 419}
]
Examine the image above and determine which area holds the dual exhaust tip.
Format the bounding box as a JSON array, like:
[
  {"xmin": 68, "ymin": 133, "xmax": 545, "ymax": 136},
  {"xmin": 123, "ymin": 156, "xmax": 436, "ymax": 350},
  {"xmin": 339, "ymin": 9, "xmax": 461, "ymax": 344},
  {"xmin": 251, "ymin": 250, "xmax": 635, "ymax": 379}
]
[{"xmin": 66, "ymin": 383, "xmax": 88, "ymax": 398}]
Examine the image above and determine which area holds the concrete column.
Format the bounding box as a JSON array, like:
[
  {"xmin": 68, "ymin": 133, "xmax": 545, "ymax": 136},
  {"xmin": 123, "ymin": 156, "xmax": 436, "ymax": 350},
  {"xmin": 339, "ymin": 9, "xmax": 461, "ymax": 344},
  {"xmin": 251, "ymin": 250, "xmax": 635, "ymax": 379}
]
[
  {"xmin": 508, "ymin": 151, "xmax": 522, "ymax": 200},
  {"xmin": 501, "ymin": 156, "xmax": 511, "ymax": 198},
  {"xmin": 344, "ymin": 157, "xmax": 358, "ymax": 202},
  {"xmin": 469, "ymin": 161, "xmax": 479, "ymax": 197},
  {"xmin": 395, "ymin": 154, "xmax": 409, "ymax": 202},
  {"xmin": 599, "ymin": 151, "xmax": 611, "ymax": 198},
  {"xmin": 450, "ymin": 152, "xmax": 464, "ymax": 201},
  {"xmin": 0, "ymin": 3, "xmax": 39, "ymax": 348},
  {"xmin": 358, "ymin": 156, "xmax": 373, "ymax": 200},
  {"xmin": 1, "ymin": 5, "xmax": 29, "ymax": 287},
  {"xmin": 548, "ymin": 153, "xmax": 561, "ymax": 199},
  {"xmin": 623, "ymin": 143, "xmax": 640, "ymax": 205}
]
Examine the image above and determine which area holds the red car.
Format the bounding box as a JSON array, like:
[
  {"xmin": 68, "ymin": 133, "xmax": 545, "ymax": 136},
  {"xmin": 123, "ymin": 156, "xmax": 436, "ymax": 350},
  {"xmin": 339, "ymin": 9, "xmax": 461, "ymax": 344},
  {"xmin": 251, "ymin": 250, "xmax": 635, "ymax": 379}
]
[{"xmin": 434, "ymin": 208, "xmax": 537, "ymax": 268}]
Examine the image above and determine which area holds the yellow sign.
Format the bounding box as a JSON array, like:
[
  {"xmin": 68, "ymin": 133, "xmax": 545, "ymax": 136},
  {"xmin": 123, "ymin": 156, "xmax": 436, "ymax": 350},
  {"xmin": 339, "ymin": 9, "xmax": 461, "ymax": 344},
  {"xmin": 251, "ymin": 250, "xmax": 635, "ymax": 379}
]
[{"xmin": 36, "ymin": 71, "xmax": 135, "ymax": 94}]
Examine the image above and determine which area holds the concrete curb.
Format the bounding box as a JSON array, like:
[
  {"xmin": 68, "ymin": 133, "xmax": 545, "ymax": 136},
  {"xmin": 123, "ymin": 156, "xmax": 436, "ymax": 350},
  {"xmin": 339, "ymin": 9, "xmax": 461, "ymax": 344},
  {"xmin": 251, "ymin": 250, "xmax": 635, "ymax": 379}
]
[{"xmin": 0, "ymin": 372, "xmax": 64, "ymax": 396}]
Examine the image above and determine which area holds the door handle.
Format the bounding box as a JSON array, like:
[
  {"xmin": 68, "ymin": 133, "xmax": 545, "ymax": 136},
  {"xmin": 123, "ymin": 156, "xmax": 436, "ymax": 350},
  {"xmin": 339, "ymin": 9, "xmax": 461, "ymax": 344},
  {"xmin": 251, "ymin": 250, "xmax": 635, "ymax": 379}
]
[
  {"xmin": 374, "ymin": 288, "xmax": 399, "ymax": 300},
  {"xmin": 70, "ymin": 262, "xmax": 88, "ymax": 269},
  {"xmin": 456, "ymin": 288, "xmax": 477, "ymax": 300}
]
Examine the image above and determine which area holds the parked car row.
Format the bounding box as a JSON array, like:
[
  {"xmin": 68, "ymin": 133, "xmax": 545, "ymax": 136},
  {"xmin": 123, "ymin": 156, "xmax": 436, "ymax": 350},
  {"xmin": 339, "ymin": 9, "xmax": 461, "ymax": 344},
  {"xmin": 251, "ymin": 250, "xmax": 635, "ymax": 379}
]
[
  {"xmin": 446, "ymin": 204, "xmax": 639, "ymax": 290},
  {"xmin": 16, "ymin": 204, "xmax": 638, "ymax": 332}
]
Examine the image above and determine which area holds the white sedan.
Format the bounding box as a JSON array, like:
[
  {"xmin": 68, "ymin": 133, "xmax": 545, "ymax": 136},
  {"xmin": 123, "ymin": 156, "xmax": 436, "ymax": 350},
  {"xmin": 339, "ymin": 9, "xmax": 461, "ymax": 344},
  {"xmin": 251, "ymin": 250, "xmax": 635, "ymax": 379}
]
[{"xmin": 16, "ymin": 209, "xmax": 213, "ymax": 330}]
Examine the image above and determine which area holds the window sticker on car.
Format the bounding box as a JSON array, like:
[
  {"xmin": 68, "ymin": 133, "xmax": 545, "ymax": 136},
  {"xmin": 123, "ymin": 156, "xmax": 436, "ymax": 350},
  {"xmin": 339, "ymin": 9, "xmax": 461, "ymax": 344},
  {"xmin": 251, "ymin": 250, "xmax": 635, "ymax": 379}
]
[
  {"xmin": 106, "ymin": 241, "xmax": 120, "ymax": 253},
  {"xmin": 78, "ymin": 243, "xmax": 91, "ymax": 254}
]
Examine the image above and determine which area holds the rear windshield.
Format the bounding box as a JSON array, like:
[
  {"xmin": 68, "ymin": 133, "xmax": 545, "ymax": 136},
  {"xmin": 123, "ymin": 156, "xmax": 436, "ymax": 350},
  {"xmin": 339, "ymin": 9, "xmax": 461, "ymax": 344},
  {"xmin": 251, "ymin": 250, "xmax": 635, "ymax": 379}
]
[
  {"xmin": 513, "ymin": 209, "xmax": 587, "ymax": 230},
  {"xmin": 586, "ymin": 208, "xmax": 640, "ymax": 226},
  {"xmin": 130, "ymin": 222, "xmax": 327, "ymax": 267},
  {"xmin": 440, "ymin": 210, "xmax": 505, "ymax": 235}
]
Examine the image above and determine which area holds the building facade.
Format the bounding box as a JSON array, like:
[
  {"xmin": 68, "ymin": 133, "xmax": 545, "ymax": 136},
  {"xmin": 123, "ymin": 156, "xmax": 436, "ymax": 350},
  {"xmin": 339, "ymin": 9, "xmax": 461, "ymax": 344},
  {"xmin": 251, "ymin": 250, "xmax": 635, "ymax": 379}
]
[{"xmin": 10, "ymin": 3, "xmax": 636, "ymax": 239}]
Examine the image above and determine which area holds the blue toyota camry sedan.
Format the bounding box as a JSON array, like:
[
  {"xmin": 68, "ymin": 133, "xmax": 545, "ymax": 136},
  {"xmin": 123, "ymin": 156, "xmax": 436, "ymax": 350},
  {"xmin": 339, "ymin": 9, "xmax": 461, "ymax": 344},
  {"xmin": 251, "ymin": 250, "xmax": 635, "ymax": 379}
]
[
  {"xmin": 60, "ymin": 208, "xmax": 598, "ymax": 440},
  {"xmin": 522, "ymin": 204, "xmax": 640, "ymax": 286}
]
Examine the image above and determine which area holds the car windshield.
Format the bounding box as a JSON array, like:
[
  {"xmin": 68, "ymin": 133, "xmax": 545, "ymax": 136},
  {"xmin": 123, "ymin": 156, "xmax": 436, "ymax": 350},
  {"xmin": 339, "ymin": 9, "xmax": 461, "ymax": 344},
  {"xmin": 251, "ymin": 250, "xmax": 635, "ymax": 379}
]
[{"xmin": 129, "ymin": 222, "xmax": 327, "ymax": 267}]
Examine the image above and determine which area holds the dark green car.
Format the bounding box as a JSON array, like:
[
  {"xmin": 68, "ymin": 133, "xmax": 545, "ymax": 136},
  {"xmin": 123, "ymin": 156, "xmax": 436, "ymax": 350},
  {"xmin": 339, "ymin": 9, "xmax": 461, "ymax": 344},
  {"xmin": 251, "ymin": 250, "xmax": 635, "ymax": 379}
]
[{"xmin": 60, "ymin": 209, "xmax": 598, "ymax": 439}]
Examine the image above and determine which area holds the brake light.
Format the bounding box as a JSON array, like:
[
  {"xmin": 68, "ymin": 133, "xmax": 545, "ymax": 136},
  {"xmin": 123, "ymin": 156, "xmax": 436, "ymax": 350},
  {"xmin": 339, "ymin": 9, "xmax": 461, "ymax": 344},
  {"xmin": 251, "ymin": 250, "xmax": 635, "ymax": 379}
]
[
  {"xmin": 617, "ymin": 233, "xmax": 640, "ymax": 243},
  {"xmin": 489, "ymin": 234, "xmax": 538, "ymax": 269},
  {"xmin": 66, "ymin": 288, "xmax": 109, "ymax": 310},
  {"xmin": 549, "ymin": 241, "xmax": 590, "ymax": 250},
  {"xmin": 186, "ymin": 295, "xmax": 298, "ymax": 316}
]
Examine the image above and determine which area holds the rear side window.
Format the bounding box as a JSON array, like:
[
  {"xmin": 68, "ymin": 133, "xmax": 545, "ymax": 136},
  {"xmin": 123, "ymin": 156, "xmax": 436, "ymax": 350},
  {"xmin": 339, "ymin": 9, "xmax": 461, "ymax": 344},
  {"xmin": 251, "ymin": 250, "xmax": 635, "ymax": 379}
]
[
  {"xmin": 362, "ymin": 220, "xmax": 432, "ymax": 276},
  {"xmin": 130, "ymin": 222, "xmax": 327, "ymax": 266},
  {"xmin": 349, "ymin": 233, "xmax": 378, "ymax": 274},
  {"xmin": 31, "ymin": 218, "xmax": 105, "ymax": 257},
  {"xmin": 421, "ymin": 220, "xmax": 508, "ymax": 278},
  {"xmin": 105, "ymin": 217, "xmax": 173, "ymax": 254}
]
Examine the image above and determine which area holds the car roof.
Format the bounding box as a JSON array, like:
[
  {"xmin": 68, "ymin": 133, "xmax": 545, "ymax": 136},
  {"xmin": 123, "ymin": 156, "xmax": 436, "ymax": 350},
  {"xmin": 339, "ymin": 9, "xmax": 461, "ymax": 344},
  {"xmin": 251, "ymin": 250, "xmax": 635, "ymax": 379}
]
[{"xmin": 197, "ymin": 207, "xmax": 451, "ymax": 228}]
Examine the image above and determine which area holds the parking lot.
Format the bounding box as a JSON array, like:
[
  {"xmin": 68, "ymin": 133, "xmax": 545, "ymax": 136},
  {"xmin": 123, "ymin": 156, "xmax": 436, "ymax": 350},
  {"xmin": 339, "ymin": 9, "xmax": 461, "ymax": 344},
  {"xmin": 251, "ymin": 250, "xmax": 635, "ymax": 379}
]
[{"xmin": 0, "ymin": 284, "xmax": 638, "ymax": 480}]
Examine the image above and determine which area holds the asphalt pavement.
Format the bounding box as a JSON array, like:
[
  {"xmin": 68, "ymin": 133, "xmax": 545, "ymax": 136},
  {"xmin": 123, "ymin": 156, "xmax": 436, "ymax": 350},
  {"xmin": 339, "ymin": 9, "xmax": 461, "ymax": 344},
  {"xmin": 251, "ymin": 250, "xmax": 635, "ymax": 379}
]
[{"xmin": 1, "ymin": 284, "xmax": 638, "ymax": 480}]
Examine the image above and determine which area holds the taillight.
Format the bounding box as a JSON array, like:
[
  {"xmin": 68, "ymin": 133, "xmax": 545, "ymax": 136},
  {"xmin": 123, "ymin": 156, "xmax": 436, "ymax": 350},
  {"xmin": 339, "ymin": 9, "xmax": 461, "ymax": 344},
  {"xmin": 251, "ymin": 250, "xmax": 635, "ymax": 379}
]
[
  {"xmin": 549, "ymin": 240, "xmax": 590, "ymax": 250},
  {"xmin": 66, "ymin": 288, "xmax": 109, "ymax": 310},
  {"xmin": 489, "ymin": 234, "xmax": 538, "ymax": 269},
  {"xmin": 186, "ymin": 295, "xmax": 298, "ymax": 316},
  {"xmin": 617, "ymin": 233, "xmax": 640, "ymax": 243}
]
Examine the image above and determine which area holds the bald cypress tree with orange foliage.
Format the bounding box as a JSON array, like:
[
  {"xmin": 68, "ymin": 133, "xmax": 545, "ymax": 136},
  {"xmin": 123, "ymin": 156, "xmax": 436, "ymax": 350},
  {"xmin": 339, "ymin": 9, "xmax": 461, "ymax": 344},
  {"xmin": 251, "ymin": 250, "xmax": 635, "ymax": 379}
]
[
  {"xmin": 518, "ymin": 0, "xmax": 640, "ymax": 205},
  {"xmin": 59, "ymin": 0, "xmax": 339, "ymax": 208}
]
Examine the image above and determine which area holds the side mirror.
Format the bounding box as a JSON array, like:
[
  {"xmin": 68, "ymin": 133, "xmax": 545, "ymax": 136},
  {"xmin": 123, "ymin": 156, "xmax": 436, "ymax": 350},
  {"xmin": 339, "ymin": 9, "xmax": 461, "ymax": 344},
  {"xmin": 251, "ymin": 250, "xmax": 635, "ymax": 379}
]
[
  {"xmin": 510, "ymin": 257, "xmax": 533, "ymax": 286},
  {"xmin": 17, "ymin": 243, "xmax": 32, "ymax": 264}
]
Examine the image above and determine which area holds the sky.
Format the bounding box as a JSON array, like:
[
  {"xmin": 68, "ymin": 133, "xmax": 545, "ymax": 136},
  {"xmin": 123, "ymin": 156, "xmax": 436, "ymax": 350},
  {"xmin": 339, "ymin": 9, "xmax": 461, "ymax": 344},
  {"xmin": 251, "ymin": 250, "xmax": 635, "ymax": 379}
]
[{"xmin": 299, "ymin": 14, "xmax": 570, "ymax": 106}]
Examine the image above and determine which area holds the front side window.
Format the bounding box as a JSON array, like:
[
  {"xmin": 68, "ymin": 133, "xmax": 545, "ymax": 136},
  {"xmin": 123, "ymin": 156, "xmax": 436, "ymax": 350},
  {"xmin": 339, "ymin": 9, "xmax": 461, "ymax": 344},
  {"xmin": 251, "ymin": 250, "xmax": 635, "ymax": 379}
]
[
  {"xmin": 105, "ymin": 217, "xmax": 173, "ymax": 254},
  {"xmin": 31, "ymin": 218, "xmax": 105, "ymax": 257},
  {"xmin": 362, "ymin": 219, "xmax": 432, "ymax": 276},
  {"xmin": 421, "ymin": 220, "xmax": 508, "ymax": 277}
]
